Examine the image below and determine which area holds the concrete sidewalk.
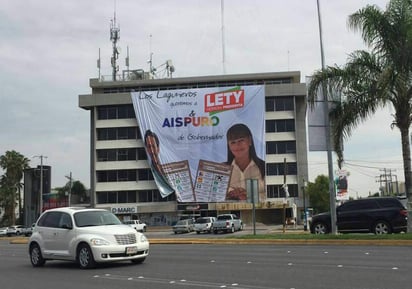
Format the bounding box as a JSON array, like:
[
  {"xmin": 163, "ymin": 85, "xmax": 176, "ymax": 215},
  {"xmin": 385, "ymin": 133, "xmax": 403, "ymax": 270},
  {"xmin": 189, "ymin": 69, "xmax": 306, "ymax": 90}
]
[{"xmin": 148, "ymin": 223, "xmax": 307, "ymax": 233}]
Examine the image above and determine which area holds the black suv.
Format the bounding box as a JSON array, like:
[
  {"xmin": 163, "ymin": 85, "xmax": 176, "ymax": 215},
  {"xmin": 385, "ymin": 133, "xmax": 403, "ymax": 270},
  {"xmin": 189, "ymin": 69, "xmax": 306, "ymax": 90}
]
[{"xmin": 310, "ymin": 197, "xmax": 408, "ymax": 234}]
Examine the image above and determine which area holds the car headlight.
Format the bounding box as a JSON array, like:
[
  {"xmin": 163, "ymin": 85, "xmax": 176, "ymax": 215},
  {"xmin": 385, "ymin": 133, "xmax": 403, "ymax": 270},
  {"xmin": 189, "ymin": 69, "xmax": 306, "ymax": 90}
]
[
  {"xmin": 90, "ymin": 238, "xmax": 110, "ymax": 246},
  {"xmin": 140, "ymin": 234, "xmax": 148, "ymax": 242}
]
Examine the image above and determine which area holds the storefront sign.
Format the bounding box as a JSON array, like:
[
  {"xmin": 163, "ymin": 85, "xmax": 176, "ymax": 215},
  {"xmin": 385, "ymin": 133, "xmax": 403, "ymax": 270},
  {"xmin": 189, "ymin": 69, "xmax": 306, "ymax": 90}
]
[{"xmin": 111, "ymin": 206, "xmax": 137, "ymax": 214}]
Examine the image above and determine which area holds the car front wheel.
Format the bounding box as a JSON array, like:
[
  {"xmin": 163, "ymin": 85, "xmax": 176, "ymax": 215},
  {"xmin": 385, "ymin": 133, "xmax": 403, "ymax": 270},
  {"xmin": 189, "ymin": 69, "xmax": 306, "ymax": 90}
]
[
  {"xmin": 30, "ymin": 243, "xmax": 46, "ymax": 267},
  {"xmin": 312, "ymin": 222, "xmax": 329, "ymax": 234},
  {"xmin": 373, "ymin": 221, "xmax": 391, "ymax": 235},
  {"xmin": 77, "ymin": 244, "xmax": 96, "ymax": 269}
]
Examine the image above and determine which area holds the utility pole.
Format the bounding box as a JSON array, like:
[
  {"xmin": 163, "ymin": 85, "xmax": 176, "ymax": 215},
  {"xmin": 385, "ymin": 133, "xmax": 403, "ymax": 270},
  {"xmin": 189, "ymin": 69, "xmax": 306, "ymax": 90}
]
[
  {"xmin": 65, "ymin": 172, "xmax": 73, "ymax": 206},
  {"xmin": 377, "ymin": 168, "xmax": 397, "ymax": 195},
  {"xmin": 282, "ymin": 158, "xmax": 288, "ymax": 233},
  {"xmin": 317, "ymin": 0, "xmax": 337, "ymax": 234}
]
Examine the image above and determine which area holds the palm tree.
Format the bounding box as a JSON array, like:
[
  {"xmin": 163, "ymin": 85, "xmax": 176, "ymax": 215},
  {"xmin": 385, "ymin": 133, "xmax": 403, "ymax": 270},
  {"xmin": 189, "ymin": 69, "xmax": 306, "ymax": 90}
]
[
  {"xmin": 307, "ymin": 0, "xmax": 412, "ymax": 207},
  {"xmin": 0, "ymin": 150, "xmax": 30, "ymax": 224},
  {"xmin": 0, "ymin": 176, "xmax": 15, "ymax": 225}
]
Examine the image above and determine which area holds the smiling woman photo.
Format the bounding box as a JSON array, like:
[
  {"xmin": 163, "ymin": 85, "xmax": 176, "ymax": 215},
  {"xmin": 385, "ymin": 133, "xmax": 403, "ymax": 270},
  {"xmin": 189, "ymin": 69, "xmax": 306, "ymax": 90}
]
[{"xmin": 225, "ymin": 123, "xmax": 265, "ymax": 201}]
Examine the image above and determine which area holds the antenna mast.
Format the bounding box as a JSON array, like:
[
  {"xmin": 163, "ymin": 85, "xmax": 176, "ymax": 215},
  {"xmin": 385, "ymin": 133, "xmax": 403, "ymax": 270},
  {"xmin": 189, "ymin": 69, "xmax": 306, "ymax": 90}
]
[
  {"xmin": 148, "ymin": 34, "xmax": 156, "ymax": 77},
  {"xmin": 221, "ymin": 0, "xmax": 226, "ymax": 74},
  {"xmin": 110, "ymin": 6, "xmax": 120, "ymax": 81}
]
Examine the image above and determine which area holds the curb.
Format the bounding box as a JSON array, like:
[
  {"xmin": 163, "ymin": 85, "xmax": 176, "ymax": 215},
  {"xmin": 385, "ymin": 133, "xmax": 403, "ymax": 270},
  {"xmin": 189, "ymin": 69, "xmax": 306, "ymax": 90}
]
[
  {"xmin": 147, "ymin": 238, "xmax": 412, "ymax": 246},
  {"xmin": 7, "ymin": 237, "xmax": 412, "ymax": 246}
]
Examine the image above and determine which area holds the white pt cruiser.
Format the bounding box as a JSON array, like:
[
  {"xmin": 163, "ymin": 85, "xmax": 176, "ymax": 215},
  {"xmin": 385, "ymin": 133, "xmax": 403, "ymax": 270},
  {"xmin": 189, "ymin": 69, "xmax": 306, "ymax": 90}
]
[{"xmin": 28, "ymin": 207, "xmax": 149, "ymax": 269}]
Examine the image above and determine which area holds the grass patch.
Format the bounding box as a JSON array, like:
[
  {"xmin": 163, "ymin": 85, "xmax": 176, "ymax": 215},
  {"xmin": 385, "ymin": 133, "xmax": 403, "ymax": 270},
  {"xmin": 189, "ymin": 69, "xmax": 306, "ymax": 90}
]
[{"xmin": 228, "ymin": 233, "xmax": 412, "ymax": 240}]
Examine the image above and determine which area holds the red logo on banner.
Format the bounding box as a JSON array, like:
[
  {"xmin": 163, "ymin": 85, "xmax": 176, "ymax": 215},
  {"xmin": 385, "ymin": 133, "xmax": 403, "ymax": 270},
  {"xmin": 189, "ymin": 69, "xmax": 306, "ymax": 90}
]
[{"xmin": 204, "ymin": 89, "xmax": 244, "ymax": 112}]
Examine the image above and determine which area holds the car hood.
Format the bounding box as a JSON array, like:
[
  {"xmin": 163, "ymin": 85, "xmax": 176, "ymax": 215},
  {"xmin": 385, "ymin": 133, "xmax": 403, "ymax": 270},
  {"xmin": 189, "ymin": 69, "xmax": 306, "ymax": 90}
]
[
  {"xmin": 77, "ymin": 224, "xmax": 137, "ymax": 236},
  {"xmin": 173, "ymin": 224, "xmax": 189, "ymax": 228},
  {"xmin": 314, "ymin": 212, "xmax": 330, "ymax": 217}
]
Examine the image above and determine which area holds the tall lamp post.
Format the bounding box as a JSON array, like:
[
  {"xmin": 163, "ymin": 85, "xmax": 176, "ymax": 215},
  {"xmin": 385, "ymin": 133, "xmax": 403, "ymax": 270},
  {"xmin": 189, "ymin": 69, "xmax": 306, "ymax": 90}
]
[{"xmin": 65, "ymin": 172, "xmax": 73, "ymax": 207}]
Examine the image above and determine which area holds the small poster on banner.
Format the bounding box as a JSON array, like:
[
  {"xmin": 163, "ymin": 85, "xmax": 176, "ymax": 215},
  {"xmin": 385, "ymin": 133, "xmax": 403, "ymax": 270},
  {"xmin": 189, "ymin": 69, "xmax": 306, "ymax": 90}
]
[
  {"xmin": 162, "ymin": 161, "xmax": 195, "ymax": 202},
  {"xmin": 194, "ymin": 160, "xmax": 232, "ymax": 202}
]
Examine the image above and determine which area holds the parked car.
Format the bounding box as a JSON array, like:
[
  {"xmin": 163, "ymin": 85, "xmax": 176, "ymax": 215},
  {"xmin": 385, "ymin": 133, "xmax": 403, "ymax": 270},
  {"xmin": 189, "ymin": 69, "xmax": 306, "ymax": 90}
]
[
  {"xmin": 172, "ymin": 219, "xmax": 194, "ymax": 234},
  {"xmin": 194, "ymin": 217, "xmax": 216, "ymax": 234},
  {"xmin": 6, "ymin": 225, "xmax": 26, "ymax": 236},
  {"xmin": 28, "ymin": 207, "xmax": 149, "ymax": 269},
  {"xmin": 22, "ymin": 225, "xmax": 34, "ymax": 236},
  {"xmin": 310, "ymin": 197, "xmax": 408, "ymax": 235},
  {"xmin": 0, "ymin": 227, "xmax": 7, "ymax": 237},
  {"xmin": 123, "ymin": 220, "xmax": 147, "ymax": 232},
  {"xmin": 212, "ymin": 214, "xmax": 243, "ymax": 234}
]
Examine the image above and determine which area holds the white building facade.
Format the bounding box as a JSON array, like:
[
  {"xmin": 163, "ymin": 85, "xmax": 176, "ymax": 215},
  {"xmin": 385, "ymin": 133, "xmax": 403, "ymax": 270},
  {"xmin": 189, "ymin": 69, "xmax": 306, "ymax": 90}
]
[{"xmin": 79, "ymin": 71, "xmax": 309, "ymax": 226}]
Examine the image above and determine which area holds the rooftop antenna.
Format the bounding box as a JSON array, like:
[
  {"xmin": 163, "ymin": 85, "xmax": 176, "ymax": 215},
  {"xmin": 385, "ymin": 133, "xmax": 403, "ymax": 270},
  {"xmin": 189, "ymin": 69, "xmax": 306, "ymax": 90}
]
[
  {"xmin": 125, "ymin": 46, "xmax": 129, "ymax": 70},
  {"xmin": 97, "ymin": 48, "xmax": 101, "ymax": 79},
  {"xmin": 221, "ymin": 0, "xmax": 226, "ymax": 74},
  {"xmin": 148, "ymin": 34, "xmax": 156, "ymax": 77},
  {"xmin": 110, "ymin": 1, "xmax": 120, "ymax": 81}
]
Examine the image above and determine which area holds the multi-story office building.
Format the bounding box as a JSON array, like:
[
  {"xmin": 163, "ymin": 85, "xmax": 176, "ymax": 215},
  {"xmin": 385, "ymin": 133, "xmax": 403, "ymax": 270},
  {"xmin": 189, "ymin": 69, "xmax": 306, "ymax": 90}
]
[
  {"xmin": 79, "ymin": 71, "xmax": 308, "ymax": 226},
  {"xmin": 23, "ymin": 165, "xmax": 52, "ymax": 226}
]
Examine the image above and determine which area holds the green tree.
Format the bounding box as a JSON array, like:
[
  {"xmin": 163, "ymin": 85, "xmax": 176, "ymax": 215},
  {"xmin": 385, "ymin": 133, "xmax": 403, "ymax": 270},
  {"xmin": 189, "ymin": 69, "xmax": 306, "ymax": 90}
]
[
  {"xmin": 0, "ymin": 176, "xmax": 15, "ymax": 225},
  {"xmin": 55, "ymin": 180, "xmax": 87, "ymax": 204},
  {"xmin": 71, "ymin": 180, "xmax": 87, "ymax": 201},
  {"xmin": 307, "ymin": 175, "xmax": 330, "ymax": 214},
  {"xmin": 308, "ymin": 0, "xmax": 412, "ymax": 205},
  {"xmin": 0, "ymin": 150, "xmax": 30, "ymax": 224}
]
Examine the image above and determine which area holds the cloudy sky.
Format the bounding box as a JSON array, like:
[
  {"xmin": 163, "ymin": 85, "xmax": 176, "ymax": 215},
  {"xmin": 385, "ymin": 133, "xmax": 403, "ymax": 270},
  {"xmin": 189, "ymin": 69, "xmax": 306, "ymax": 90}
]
[{"xmin": 1, "ymin": 0, "xmax": 402, "ymax": 198}]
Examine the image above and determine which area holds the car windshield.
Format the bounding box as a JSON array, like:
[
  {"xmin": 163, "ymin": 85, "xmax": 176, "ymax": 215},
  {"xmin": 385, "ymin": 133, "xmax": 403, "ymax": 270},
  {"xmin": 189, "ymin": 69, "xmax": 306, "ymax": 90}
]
[
  {"xmin": 176, "ymin": 220, "xmax": 187, "ymax": 225},
  {"xmin": 217, "ymin": 215, "xmax": 232, "ymax": 220},
  {"xmin": 195, "ymin": 218, "xmax": 209, "ymax": 224},
  {"xmin": 74, "ymin": 211, "xmax": 122, "ymax": 227}
]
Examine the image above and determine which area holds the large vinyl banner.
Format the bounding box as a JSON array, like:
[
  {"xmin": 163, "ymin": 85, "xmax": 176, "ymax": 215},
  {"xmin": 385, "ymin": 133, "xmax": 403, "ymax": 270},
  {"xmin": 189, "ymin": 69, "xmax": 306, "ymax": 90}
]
[{"xmin": 131, "ymin": 85, "xmax": 265, "ymax": 203}]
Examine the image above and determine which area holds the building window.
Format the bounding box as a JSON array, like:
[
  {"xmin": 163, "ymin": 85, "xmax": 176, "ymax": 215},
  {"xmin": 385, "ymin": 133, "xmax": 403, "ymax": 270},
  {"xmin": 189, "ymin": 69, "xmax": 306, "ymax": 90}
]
[
  {"xmin": 127, "ymin": 191, "xmax": 137, "ymax": 203},
  {"xmin": 265, "ymin": 96, "xmax": 294, "ymax": 112},
  {"xmin": 137, "ymin": 148, "xmax": 147, "ymax": 160},
  {"xmin": 138, "ymin": 190, "xmax": 152, "ymax": 202},
  {"xmin": 265, "ymin": 119, "xmax": 295, "ymax": 133},
  {"xmin": 266, "ymin": 141, "xmax": 296, "ymax": 154},
  {"xmin": 97, "ymin": 105, "xmax": 136, "ymax": 120},
  {"xmin": 266, "ymin": 184, "xmax": 298, "ymax": 198},
  {"xmin": 97, "ymin": 191, "xmax": 137, "ymax": 204},
  {"xmin": 97, "ymin": 127, "xmax": 139, "ymax": 140},
  {"xmin": 96, "ymin": 170, "xmax": 137, "ymax": 182},
  {"xmin": 137, "ymin": 190, "xmax": 176, "ymax": 202},
  {"xmin": 137, "ymin": 169, "xmax": 153, "ymax": 181},
  {"xmin": 97, "ymin": 148, "xmax": 138, "ymax": 162},
  {"xmin": 108, "ymin": 191, "xmax": 117, "ymax": 203},
  {"xmin": 266, "ymin": 162, "xmax": 298, "ymax": 176}
]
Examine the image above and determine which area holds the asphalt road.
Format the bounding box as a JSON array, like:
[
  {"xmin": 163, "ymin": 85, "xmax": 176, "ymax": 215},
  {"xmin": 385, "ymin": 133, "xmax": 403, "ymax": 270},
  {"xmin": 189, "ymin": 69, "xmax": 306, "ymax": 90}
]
[{"xmin": 1, "ymin": 239, "xmax": 411, "ymax": 289}]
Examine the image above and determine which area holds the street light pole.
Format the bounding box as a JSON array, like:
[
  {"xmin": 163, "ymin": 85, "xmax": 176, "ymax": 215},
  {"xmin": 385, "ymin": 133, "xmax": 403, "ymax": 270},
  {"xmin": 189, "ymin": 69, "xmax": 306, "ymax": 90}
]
[
  {"xmin": 65, "ymin": 172, "xmax": 73, "ymax": 207},
  {"xmin": 317, "ymin": 0, "xmax": 337, "ymax": 234}
]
